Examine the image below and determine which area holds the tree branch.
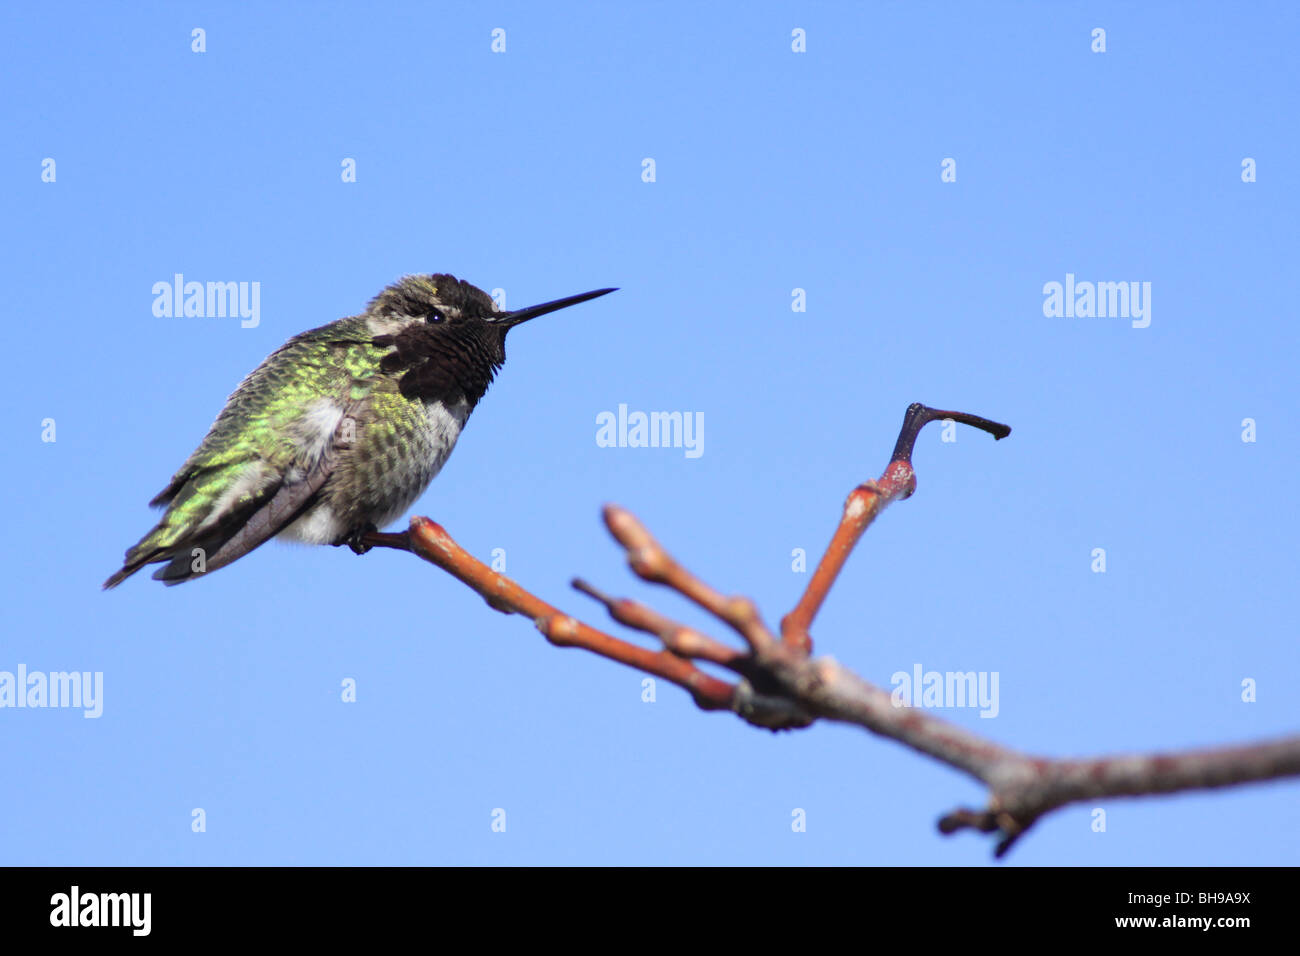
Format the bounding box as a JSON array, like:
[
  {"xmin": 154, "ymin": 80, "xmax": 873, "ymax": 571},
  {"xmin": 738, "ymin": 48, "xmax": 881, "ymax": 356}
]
[{"xmin": 361, "ymin": 401, "xmax": 1300, "ymax": 857}]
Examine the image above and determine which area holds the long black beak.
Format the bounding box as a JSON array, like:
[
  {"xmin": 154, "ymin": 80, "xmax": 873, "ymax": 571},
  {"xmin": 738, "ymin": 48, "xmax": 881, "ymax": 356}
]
[{"xmin": 493, "ymin": 287, "xmax": 617, "ymax": 328}]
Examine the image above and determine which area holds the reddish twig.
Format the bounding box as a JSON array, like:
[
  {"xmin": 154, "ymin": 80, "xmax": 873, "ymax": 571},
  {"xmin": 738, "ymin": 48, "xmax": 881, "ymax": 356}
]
[
  {"xmin": 403, "ymin": 516, "xmax": 737, "ymax": 711},
  {"xmin": 362, "ymin": 401, "xmax": 1300, "ymax": 857},
  {"xmin": 602, "ymin": 505, "xmax": 779, "ymax": 655},
  {"xmin": 364, "ymin": 518, "xmax": 813, "ymax": 730},
  {"xmin": 571, "ymin": 578, "xmax": 744, "ymax": 668},
  {"xmin": 781, "ymin": 403, "xmax": 1011, "ymax": 654}
]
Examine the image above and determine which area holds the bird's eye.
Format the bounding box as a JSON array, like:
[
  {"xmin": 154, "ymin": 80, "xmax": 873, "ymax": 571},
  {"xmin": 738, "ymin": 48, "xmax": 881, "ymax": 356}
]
[{"xmin": 427, "ymin": 310, "xmax": 445, "ymax": 324}]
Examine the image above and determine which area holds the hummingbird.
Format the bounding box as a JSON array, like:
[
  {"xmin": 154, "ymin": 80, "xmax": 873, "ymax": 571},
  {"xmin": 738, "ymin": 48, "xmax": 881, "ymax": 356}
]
[{"xmin": 104, "ymin": 274, "xmax": 615, "ymax": 588}]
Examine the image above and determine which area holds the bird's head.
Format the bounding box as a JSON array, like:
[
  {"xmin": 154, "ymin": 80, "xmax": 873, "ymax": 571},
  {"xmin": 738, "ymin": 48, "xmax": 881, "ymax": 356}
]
[{"xmin": 366, "ymin": 274, "xmax": 616, "ymax": 404}]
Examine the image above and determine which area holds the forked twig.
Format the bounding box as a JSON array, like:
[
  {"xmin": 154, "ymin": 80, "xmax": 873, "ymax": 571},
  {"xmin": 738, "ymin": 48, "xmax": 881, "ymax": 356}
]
[{"xmin": 363, "ymin": 402, "xmax": 1300, "ymax": 857}]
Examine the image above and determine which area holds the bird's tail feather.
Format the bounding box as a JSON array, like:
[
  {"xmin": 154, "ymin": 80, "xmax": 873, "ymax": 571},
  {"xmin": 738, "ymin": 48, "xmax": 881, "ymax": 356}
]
[{"xmin": 103, "ymin": 475, "xmax": 329, "ymax": 589}]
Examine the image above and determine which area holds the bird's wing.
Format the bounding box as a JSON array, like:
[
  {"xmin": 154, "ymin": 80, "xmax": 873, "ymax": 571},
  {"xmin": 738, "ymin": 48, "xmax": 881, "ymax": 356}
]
[
  {"xmin": 105, "ymin": 398, "xmax": 363, "ymax": 588},
  {"xmin": 105, "ymin": 320, "xmax": 385, "ymax": 587},
  {"xmin": 149, "ymin": 409, "xmax": 358, "ymax": 585},
  {"xmin": 148, "ymin": 320, "xmax": 377, "ymax": 508}
]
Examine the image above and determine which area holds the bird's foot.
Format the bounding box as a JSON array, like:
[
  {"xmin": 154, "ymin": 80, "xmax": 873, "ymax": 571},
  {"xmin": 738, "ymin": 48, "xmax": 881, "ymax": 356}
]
[{"xmin": 337, "ymin": 524, "xmax": 378, "ymax": 555}]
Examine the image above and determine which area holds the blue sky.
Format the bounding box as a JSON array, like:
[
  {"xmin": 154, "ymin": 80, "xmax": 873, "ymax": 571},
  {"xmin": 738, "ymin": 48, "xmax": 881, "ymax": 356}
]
[{"xmin": 3, "ymin": 2, "xmax": 1297, "ymax": 865}]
